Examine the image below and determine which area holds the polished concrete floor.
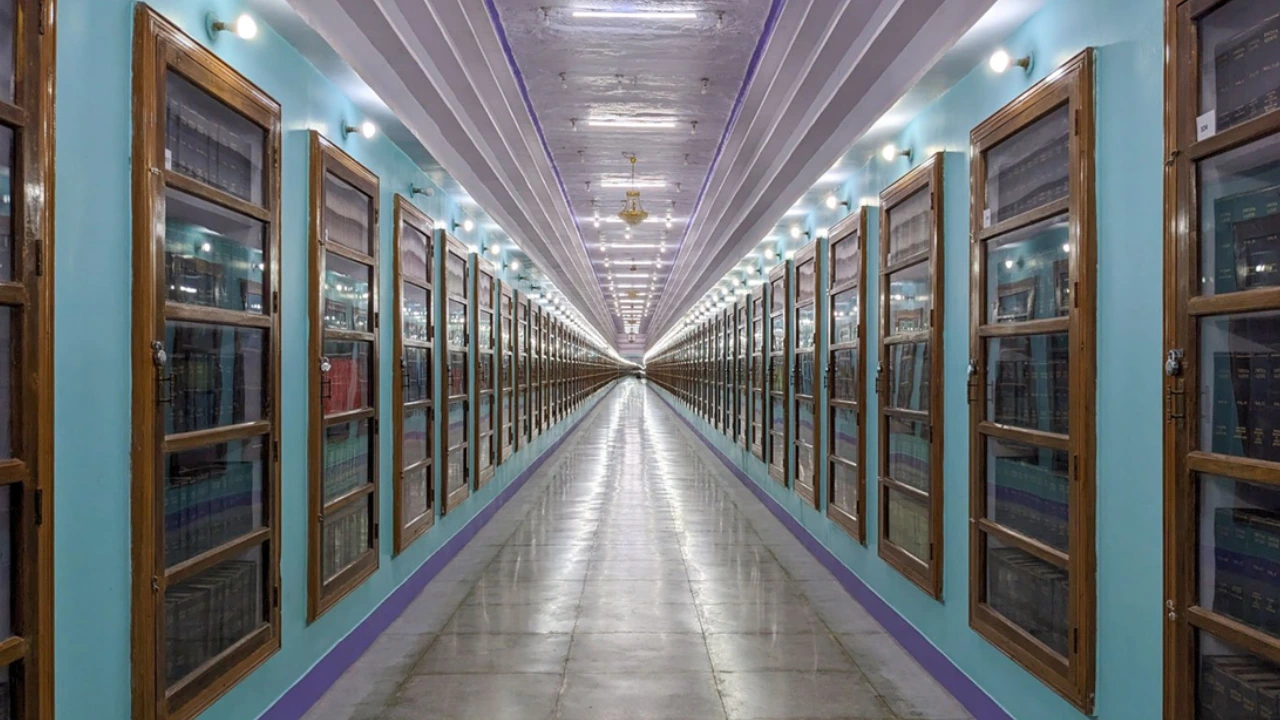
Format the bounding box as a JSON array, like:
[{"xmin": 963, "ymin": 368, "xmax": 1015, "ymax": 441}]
[{"xmin": 305, "ymin": 380, "xmax": 972, "ymax": 720}]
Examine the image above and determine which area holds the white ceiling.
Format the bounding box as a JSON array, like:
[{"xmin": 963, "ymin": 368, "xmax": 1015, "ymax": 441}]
[{"xmin": 280, "ymin": 0, "xmax": 1026, "ymax": 350}]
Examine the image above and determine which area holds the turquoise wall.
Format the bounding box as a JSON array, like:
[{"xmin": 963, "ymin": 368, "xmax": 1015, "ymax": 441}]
[
  {"xmin": 53, "ymin": 1, "xmax": 606, "ymax": 718},
  {"xmin": 659, "ymin": 0, "xmax": 1164, "ymax": 718}
]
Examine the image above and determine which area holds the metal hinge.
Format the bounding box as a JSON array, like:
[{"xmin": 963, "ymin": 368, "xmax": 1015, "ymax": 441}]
[
  {"xmin": 273, "ymin": 439, "xmax": 280, "ymax": 462},
  {"xmin": 272, "ymin": 290, "xmax": 280, "ymax": 314},
  {"xmin": 373, "ymin": 522, "xmax": 380, "ymax": 541},
  {"xmin": 33, "ymin": 242, "xmax": 43, "ymax": 277},
  {"xmin": 371, "ymin": 417, "xmax": 379, "ymax": 434},
  {"xmin": 1166, "ymin": 382, "xmax": 1186, "ymax": 423},
  {"xmin": 966, "ymin": 358, "xmax": 978, "ymax": 404},
  {"xmin": 37, "ymin": 0, "xmax": 46, "ymax": 34},
  {"xmin": 374, "ymin": 207, "xmax": 380, "ymax": 225},
  {"xmin": 374, "ymin": 310, "xmax": 379, "ymax": 328},
  {"xmin": 1070, "ymin": 626, "xmax": 1079, "ymax": 654},
  {"xmin": 1073, "ymin": 109, "xmax": 1081, "ymax": 137},
  {"xmin": 272, "ymin": 145, "xmax": 280, "ymax": 171},
  {"xmin": 33, "ymin": 488, "xmax": 42, "ymax": 526},
  {"xmin": 272, "ymin": 585, "xmax": 280, "ymax": 609}
]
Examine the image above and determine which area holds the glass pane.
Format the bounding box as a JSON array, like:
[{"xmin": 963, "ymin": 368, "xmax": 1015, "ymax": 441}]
[
  {"xmin": 403, "ymin": 284, "xmax": 430, "ymax": 342},
  {"xmin": 986, "ymin": 334, "xmax": 1069, "ymax": 434},
  {"xmin": 985, "ymin": 215, "xmax": 1071, "ymax": 323},
  {"xmin": 480, "ymin": 393, "xmax": 494, "ymax": 436},
  {"xmin": 448, "ymin": 351, "xmax": 467, "ymax": 398},
  {"xmin": 1198, "ymin": 3, "xmax": 1280, "ymax": 133},
  {"xmin": 403, "ymin": 406, "xmax": 429, "ymax": 468},
  {"xmin": 324, "ymin": 173, "xmax": 371, "ymax": 254},
  {"xmin": 165, "ymin": 322, "xmax": 266, "ymax": 435},
  {"xmin": 401, "ymin": 222, "xmax": 430, "ymax": 283},
  {"xmin": 0, "ymin": 0, "xmax": 13, "ymax": 103},
  {"xmin": 753, "ymin": 320, "xmax": 764, "ymax": 354},
  {"xmin": 403, "ymin": 465, "xmax": 430, "ymax": 527},
  {"xmin": 479, "ymin": 311, "xmax": 493, "ymax": 350},
  {"xmin": 447, "ymin": 252, "xmax": 467, "ymax": 297},
  {"xmin": 164, "ymin": 437, "xmax": 265, "ymax": 567},
  {"xmin": 886, "ymin": 188, "xmax": 931, "ymax": 266},
  {"xmin": 323, "ymin": 253, "xmax": 372, "ymax": 332},
  {"xmin": 0, "ymin": 310, "xmax": 9, "ymax": 458},
  {"xmin": 886, "ymin": 417, "xmax": 930, "ymax": 493},
  {"xmin": 797, "ymin": 443, "xmax": 814, "ymax": 491},
  {"xmin": 985, "ymin": 534, "xmax": 1068, "ymax": 655},
  {"xmin": 771, "ymin": 279, "xmax": 785, "ymax": 314},
  {"xmin": 983, "ymin": 106, "xmax": 1070, "ymax": 225},
  {"xmin": 405, "ymin": 347, "xmax": 430, "ymax": 403},
  {"xmin": 447, "ymin": 400, "xmax": 467, "ymax": 450},
  {"xmin": 502, "ymin": 318, "xmax": 512, "ymax": 349},
  {"xmin": 447, "ymin": 443, "xmax": 468, "ymax": 497},
  {"xmin": 0, "ymin": 127, "xmax": 11, "ymax": 282},
  {"xmin": 323, "ymin": 418, "xmax": 371, "ymax": 502},
  {"xmin": 796, "ymin": 353, "xmax": 815, "ymax": 397},
  {"xmin": 832, "ymin": 233, "xmax": 860, "ymax": 287},
  {"xmin": 832, "ymin": 348, "xmax": 859, "ymax": 403},
  {"xmin": 888, "ymin": 341, "xmax": 930, "ymax": 412},
  {"xmin": 985, "ymin": 438, "xmax": 1069, "ymax": 552},
  {"xmin": 771, "ymin": 430, "xmax": 785, "ymax": 467},
  {"xmin": 796, "ymin": 305, "xmax": 816, "ymax": 351},
  {"xmin": 1198, "ymin": 474, "xmax": 1280, "ymax": 638},
  {"xmin": 753, "ymin": 393, "xmax": 764, "ymax": 438},
  {"xmin": 1197, "ymin": 632, "xmax": 1280, "ymax": 720},
  {"xmin": 479, "ymin": 354, "xmax": 493, "ymax": 393},
  {"xmin": 833, "ymin": 406, "xmax": 858, "ymax": 462},
  {"xmin": 831, "ymin": 288, "xmax": 859, "ymax": 346},
  {"xmin": 1200, "ymin": 134, "xmax": 1280, "ymax": 296},
  {"xmin": 772, "ymin": 317, "xmax": 785, "ymax": 354},
  {"xmin": 1199, "ymin": 312, "xmax": 1280, "ymax": 459},
  {"xmin": 164, "ymin": 544, "xmax": 265, "ymax": 687},
  {"xmin": 322, "ymin": 340, "xmax": 371, "ymax": 415},
  {"xmin": 797, "ymin": 260, "xmax": 816, "ymax": 305},
  {"xmin": 797, "ymin": 400, "xmax": 815, "ymax": 446},
  {"xmin": 771, "ymin": 357, "xmax": 786, "ymax": 394},
  {"xmin": 887, "ymin": 263, "xmax": 930, "ymax": 336},
  {"xmin": 831, "ymin": 460, "xmax": 858, "ymax": 511},
  {"xmin": 164, "ymin": 188, "xmax": 266, "ymax": 312},
  {"xmin": 0, "ymin": 488, "xmax": 10, "ymax": 638},
  {"xmin": 165, "ymin": 73, "xmax": 265, "ymax": 203},
  {"xmin": 322, "ymin": 496, "xmax": 372, "ymax": 582},
  {"xmin": 479, "ymin": 273, "xmax": 493, "ymax": 309},
  {"xmin": 448, "ymin": 300, "xmax": 467, "ymax": 348},
  {"xmin": 886, "ymin": 488, "xmax": 930, "ymax": 562}
]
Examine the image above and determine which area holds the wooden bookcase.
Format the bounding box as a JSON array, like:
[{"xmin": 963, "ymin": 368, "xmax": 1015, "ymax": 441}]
[
  {"xmin": 440, "ymin": 232, "xmax": 471, "ymax": 511},
  {"xmin": 723, "ymin": 308, "xmax": 734, "ymax": 433},
  {"xmin": 131, "ymin": 7, "xmax": 282, "ymax": 717},
  {"xmin": 392, "ymin": 195, "xmax": 434, "ymax": 555},
  {"xmin": 517, "ymin": 292, "xmax": 531, "ymax": 446},
  {"xmin": 769, "ymin": 262, "xmax": 791, "ymax": 485},
  {"xmin": 472, "ymin": 254, "xmax": 496, "ymax": 489},
  {"xmin": 827, "ymin": 209, "xmax": 869, "ymax": 543},
  {"xmin": 307, "ymin": 131, "xmax": 379, "ymax": 622},
  {"xmin": 968, "ymin": 50, "xmax": 1096, "ymax": 710},
  {"xmin": 752, "ymin": 284, "xmax": 768, "ymax": 462},
  {"xmin": 878, "ymin": 154, "xmax": 944, "ymax": 599},
  {"xmin": 793, "ymin": 243, "xmax": 821, "ymax": 506},
  {"xmin": 737, "ymin": 300, "xmax": 751, "ymax": 450},
  {"xmin": 1163, "ymin": 2, "xmax": 1280, "ymax": 718},
  {"xmin": 500, "ymin": 284, "xmax": 515, "ymax": 462}
]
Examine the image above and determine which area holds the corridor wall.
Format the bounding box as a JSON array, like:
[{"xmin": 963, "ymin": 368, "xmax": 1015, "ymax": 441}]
[{"xmin": 649, "ymin": 0, "xmax": 1163, "ymax": 717}]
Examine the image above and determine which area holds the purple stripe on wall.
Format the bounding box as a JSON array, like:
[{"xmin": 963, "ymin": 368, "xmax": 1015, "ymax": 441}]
[
  {"xmin": 260, "ymin": 383, "xmax": 620, "ymax": 720},
  {"xmin": 648, "ymin": 386, "xmax": 1015, "ymax": 720}
]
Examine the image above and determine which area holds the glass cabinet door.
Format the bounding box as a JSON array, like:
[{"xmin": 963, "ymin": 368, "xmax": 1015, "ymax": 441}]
[
  {"xmin": 443, "ymin": 240, "xmax": 471, "ymax": 510},
  {"xmin": 394, "ymin": 197, "xmax": 433, "ymax": 553},
  {"xmin": 794, "ymin": 250, "xmax": 819, "ymax": 506},
  {"xmin": 828, "ymin": 212, "xmax": 866, "ymax": 542}
]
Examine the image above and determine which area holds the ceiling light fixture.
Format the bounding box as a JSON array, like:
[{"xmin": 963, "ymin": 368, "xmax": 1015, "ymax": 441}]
[
  {"xmin": 825, "ymin": 193, "xmax": 850, "ymax": 211},
  {"xmin": 989, "ymin": 49, "xmax": 1032, "ymax": 74},
  {"xmin": 207, "ymin": 12, "xmax": 258, "ymax": 40},
  {"xmin": 489, "ymin": 244, "xmax": 501, "ymax": 257},
  {"xmin": 572, "ymin": 9, "xmax": 699, "ymax": 20},
  {"xmin": 700, "ymin": 78, "xmax": 710, "ymax": 95},
  {"xmin": 570, "ymin": 117, "xmax": 578, "ymax": 132},
  {"xmin": 690, "ymin": 120, "xmax": 698, "ymax": 135},
  {"xmin": 343, "ymin": 121, "xmax": 377, "ymax": 140},
  {"xmin": 881, "ymin": 143, "xmax": 912, "ymax": 162},
  {"xmin": 451, "ymin": 218, "xmax": 475, "ymax": 233},
  {"xmin": 410, "ymin": 184, "xmax": 434, "ymax": 197},
  {"xmin": 560, "ymin": 71, "xmax": 568, "ymax": 89},
  {"xmin": 587, "ymin": 117, "xmax": 677, "ymax": 129}
]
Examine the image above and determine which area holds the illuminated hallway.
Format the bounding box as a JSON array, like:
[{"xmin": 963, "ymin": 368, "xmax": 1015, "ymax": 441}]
[{"xmin": 304, "ymin": 380, "xmax": 970, "ymax": 720}]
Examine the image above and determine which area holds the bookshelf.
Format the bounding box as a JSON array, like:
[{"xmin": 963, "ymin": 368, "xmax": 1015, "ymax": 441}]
[
  {"xmin": 500, "ymin": 286, "xmax": 515, "ymax": 462},
  {"xmin": 737, "ymin": 301, "xmax": 751, "ymax": 450},
  {"xmin": 440, "ymin": 233, "xmax": 471, "ymax": 512},
  {"xmin": 531, "ymin": 305, "xmax": 542, "ymax": 439},
  {"xmin": 969, "ymin": 50, "xmax": 1095, "ymax": 710},
  {"xmin": 1165, "ymin": 2, "xmax": 1280, "ymax": 718},
  {"xmin": 517, "ymin": 293, "xmax": 531, "ymax": 445},
  {"xmin": 794, "ymin": 244, "xmax": 821, "ymax": 507},
  {"xmin": 878, "ymin": 153, "xmax": 944, "ymax": 599},
  {"xmin": 770, "ymin": 263, "xmax": 791, "ymax": 486},
  {"xmin": 473, "ymin": 257, "xmax": 496, "ymax": 489},
  {"xmin": 307, "ymin": 132, "xmax": 379, "ymax": 623},
  {"xmin": 827, "ymin": 209, "xmax": 868, "ymax": 543},
  {"xmin": 752, "ymin": 285, "xmax": 768, "ymax": 462},
  {"xmin": 132, "ymin": 8, "xmax": 279, "ymax": 718},
  {"xmin": 393, "ymin": 196, "xmax": 434, "ymax": 555}
]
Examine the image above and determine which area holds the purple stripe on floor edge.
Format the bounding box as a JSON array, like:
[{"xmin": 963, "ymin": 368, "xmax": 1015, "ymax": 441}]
[
  {"xmin": 260, "ymin": 383, "xmax": 619, "ymax": 720},
  {"xmin": 649, "ymin": 386, "xmax": 1014, "ymax": 720}
]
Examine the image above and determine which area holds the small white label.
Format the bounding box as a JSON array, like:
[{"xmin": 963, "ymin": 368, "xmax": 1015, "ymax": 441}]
[
  {"xmin": 164, "ymin": 148, "xmax": 172, "ymax": 170},
  {"xmin": 1197, "ymin": 111, "xmax": 1216, "ymax": 141},
  {"xmin": 983, "ymin": 208, "xmax": 992, "ymax": 227}
]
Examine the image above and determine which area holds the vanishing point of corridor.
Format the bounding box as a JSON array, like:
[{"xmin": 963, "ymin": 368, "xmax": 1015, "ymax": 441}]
[{"xmin": 306, "ymin": 381, "xmax": 970, "ymax": 720}]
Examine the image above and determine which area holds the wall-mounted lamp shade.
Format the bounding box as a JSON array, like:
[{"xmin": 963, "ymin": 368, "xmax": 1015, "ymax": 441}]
[
  {"xmin": 881, "ymin": 143, "xmax": 912, "ymax": 162},
  {"xmin": 208, "ymin": 12, "xmax": 258, "ymax": 40},
  {"xmin": 410, "ymin": 184, "xmax": 434, "ymax": 197},
  {"xmin": 989, "ymin": 49, "xmax": 1032, "ymax": 73}
]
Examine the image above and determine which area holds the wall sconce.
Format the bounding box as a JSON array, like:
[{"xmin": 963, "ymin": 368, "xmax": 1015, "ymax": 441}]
[
  {"xmin": 506, "ymin": 260, "xmax": 522, "ymax": 272},
  {"xmin": 410, "ymin": 184, "xmax": 434, "ymax": 197},
  {"xmin": 989, "ymin": 49, "xmax": 1032, "ymax": 74},
  {"xmin": 763, "ymin": 248, "xmax": 777, "ymax": 261},
  {"xmin": 789, "ymin": 225, "xmax": 810, "ymax": 241},
  {"xmin": 207, "ymin": 12, "xmax": 258, "ymax": 40},
  {"xmin": 825, "ymin": 192, "xmax": 849, "ymax": 211},
  {"xmin": 488, "ymin": 244, "xmax": 502, "ymax": 257},
  {"xmin": 452, "ymin": 218, "xmax": 475, "ymax": 233},
  {"xmin": 343, "ymin": 121, "xmax": 377, "ymax": 140},
  {"xmin": 881, "ymin": 143, "xmax": 911, "ymax": 162}
]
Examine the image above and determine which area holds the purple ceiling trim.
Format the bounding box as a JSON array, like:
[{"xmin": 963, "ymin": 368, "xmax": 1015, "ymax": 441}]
[
  {"xmin": 481, "ymin": 0, "xmax": 606, "ymax": 328},
  {"xmin": 657, "ymin": 0, "xmax": 787, "ymax": 337}
]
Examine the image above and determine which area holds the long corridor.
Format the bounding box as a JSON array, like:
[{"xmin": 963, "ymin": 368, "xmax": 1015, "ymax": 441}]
[{"xmin": 305, "ymin": 381, "xmax": 971, "ymax": 720}]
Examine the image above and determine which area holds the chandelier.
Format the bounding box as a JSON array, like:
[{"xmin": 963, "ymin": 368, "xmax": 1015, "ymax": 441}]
[{"xmin": 617, "ymin": 153, "xmax": 649, "ymax": 226}]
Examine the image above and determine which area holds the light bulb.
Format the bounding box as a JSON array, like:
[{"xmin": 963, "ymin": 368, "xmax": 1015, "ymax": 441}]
[
  {"xmin": 509, "ymin": 260, "xmax": 521, "ymax": 271},
  {"xmin": 881, "ymin": 144, "xmax": 898, "ymax": 162},
  {"xmin": 825, "ymin": 193, "xmax": 839, "ymax": 210},
  {"xmin": 1004, "ymin": 259, "xmax": 1014, "ymax": 269},
  {"xmin": 489, "ymin": 244, "xmax": 501, "ymax": 257},
  {"xmin": 463, "ymin": 218, "xmax": 475, "ymax": 233},
  {"xmin": 789, "ymin": 225, "xmax": 802, "ymax": 239},
  {"xmin": 232, "ymin": 13, "xmax": 258, "ymax": 39},
  {"xmin": 764, "ymin": 248, "xmax": 776, "ymax": 261},
  {"xmin": 989, "ymin": 50, "xmax": 1011, "ymax": 73},
  {"xmin": 360, "ymin": 121, "xmax": 377, "ymax": 139},
  {"xmin": 1062, "ymin": 243, "xmax": 1070, "ymax": 253}
]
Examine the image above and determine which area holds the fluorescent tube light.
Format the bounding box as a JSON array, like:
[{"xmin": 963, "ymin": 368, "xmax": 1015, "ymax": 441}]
[
  {"xmin": 588, "ymin": 118, "xmax": 677, "ymax": 129},
  {"xmin": 573, "ymin": 10, "xmax": 698, "ymax": 19}
]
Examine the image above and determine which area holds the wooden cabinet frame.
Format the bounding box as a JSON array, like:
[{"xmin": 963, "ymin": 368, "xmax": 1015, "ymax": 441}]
[
  {"xmin": 132, "ymin": 7, "xmax": 282, "ymax": 716},
  {"xmin": 769, "ymin": 262, "xmax": 791, "ymax": 485},
  {"xmin": 500, "ymin": 284, "xmax": 515, "ymax": 462},
  {"xmin": 1163, "ymin": 2, "xmax": 1280, "ymax": 717},
  {"xmin": 308, "ymin": 131, "xmax": 380, "ymax": 622},
  {"xmin": 392, "ymin": 196, "xmax": 434, "ymax": 555},
  {"xmin": 752, "ymin": 284, "xmax": 768, "ymax": 462},
  {"xmin": 877, "ymin": 154, "xmax": 945, "ymax": 599},
  {"xmin": 472, "ymin": 254, "xmax": 496, "ymax": 489},
  {"xmin": 517, "ymin": 293, "xmax": 531, "ymax": 445},
  {"xmin": 793, "ymin": 244, "xmax": 822, "ymax": 507},
  {"xmin": 968, "ymin": 50, "xmax": 1096, "ymax": 710},
  {"xmin": 440, "ymin": 232, "xmax": 471, "ymax": 511},
  {"xmin": 827, "ymin": 209, "xmax": 868, "ymax": 542},
  {"xmin": 737, "ymin": 301, "xmax": 751, "ymax": 450}
]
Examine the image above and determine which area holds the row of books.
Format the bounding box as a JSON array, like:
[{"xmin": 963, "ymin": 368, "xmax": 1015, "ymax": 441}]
[
  {"xmin": 1212, "ymin": 506, "xmax": 1280, "ymax": 636},
  {"xmin": 322, "ymin": 424, "xmax": 370, "ymax": 501},
  {"xmin": 890, "ymin": 343, "xmax": 930, "ymax": 411},
  {"xmin": 991, "ymin": 454, "xmax": 1069, "ymax": 551},
  {"xmin": 403, "ymin": 408, "xmax": 429, "ymax": 466},
  {"xmin": 166, "ymin": 337, "xmax": 264, "ymax": 436},
  {"xmin": 1212, "ymin": 11, "xmax": 1280, "ymax": 133},
  {"xmin": 987, "ymin": 545, "xmax": 1069, "ymax": 655},
  {"xmin": 321, "ymin": 353, "xmax": 369, "ymax": 416},
  {"xmin": 1213, "ymin": 182, "xmax": 1280, "ymax": 295},
  {"xmin": 164, "ymin": 558, "xmax": 262, "ymax": 686},
  {"xmin": 887, "ymin": 424, "xmax": 931, "ymax": 493},
  {"xmin": 165, "ymin": 230, "xmax": 265, "ymax": 314},
  {"xmin": 1210, "ymin": 348, "xmax": 1280, "ymax": 462},
  {"xmin": 321, "ymin": 504, "xmax": 370, "ymax": 582},
  {"xmin": 886, "ymin": 203, "xmax": 931, "ymax": 266},
  {"xmin": 401, "ymin": 465, "xmax": 430, "ymax": 525},
  {"xmin": 990, "ymin": 341, "xmax": 1069, "ymax": 435},
  {"xmin": 887, "ymin": 491, "xmax": 930, "ymax": 562},
  {"xmin": 989, "ymin": 125, "xmax": 1069, "ymax": 225},
  {"xmin": 165, "ymin": 79, "xmax": 260, "ymax": 203},
  {"xmin": 164, "ymin": 457, "xmax": 260, "ymax": 568},
  {"xmin": 322, "ymin": 177, "xmax": 372, "ymax": 253},
  {"xmin": 1200, "ymin": 652, "xmax": 1280, "ymax": 720}
]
